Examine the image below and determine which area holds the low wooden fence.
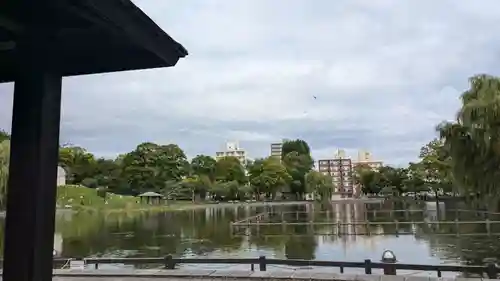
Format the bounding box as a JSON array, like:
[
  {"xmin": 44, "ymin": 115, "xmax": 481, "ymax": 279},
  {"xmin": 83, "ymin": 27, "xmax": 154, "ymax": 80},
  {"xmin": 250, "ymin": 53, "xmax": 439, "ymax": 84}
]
[{"xmin": 43, "ymin": 256, "xmax": 500, "ymax": 279}]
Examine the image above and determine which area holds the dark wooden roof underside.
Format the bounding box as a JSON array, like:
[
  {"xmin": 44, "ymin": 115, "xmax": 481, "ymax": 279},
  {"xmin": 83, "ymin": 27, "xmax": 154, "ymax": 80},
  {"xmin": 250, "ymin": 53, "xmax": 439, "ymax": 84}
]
[{"xmin": 0, "ymin": 0, "xmax": 188, "ymax": 83}]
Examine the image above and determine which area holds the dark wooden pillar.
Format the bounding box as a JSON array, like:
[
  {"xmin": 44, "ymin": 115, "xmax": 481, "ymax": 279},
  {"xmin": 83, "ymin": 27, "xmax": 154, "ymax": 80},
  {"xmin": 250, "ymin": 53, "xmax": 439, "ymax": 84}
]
[{"xmin": 2, "ymin": 18, "xmax": 62, "ymax": 281}]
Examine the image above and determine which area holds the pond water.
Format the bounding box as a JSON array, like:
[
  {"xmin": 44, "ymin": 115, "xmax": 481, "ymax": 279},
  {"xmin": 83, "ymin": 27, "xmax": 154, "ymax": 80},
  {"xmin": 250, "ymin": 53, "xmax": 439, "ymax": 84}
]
[{"xmin": 22, "ymin": 200, "xmax": 500, "ymax": 274}]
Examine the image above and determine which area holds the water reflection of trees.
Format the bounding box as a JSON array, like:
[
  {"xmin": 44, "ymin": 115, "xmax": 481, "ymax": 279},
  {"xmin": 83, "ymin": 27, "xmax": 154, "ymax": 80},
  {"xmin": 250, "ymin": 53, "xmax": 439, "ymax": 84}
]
[
  {"xmin": 54, "ymin": 201, "xmax": 500, "ymax": 265},
  {"xmin": 413, "ymin": 204, "xmax": 500, "ymax": 265},
  {"xmin": 58, "ymin": 207, "xmax": 251, "ymax": 258}
]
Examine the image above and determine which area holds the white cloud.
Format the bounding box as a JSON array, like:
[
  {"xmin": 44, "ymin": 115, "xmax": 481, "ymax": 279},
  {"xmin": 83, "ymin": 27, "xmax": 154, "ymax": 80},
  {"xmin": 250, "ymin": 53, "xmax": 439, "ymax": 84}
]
[{"xmin": 2, "ymin": 0, "xmax": 500, "ymax": 165}]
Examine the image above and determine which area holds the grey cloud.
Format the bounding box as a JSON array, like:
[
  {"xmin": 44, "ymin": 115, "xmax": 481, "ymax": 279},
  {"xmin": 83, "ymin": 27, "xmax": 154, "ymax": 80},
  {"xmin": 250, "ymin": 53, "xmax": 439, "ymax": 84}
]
[{"xmin": 2, "ymin": 0, "xmax": 500, "ymax": 166}]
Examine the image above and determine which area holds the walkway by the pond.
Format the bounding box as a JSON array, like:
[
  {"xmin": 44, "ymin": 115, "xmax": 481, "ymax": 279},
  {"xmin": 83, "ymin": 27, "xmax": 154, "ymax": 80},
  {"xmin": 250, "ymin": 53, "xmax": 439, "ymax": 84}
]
[{"xmin": 43, "ymin": 269, "xmax": 478, "ymax": 281}]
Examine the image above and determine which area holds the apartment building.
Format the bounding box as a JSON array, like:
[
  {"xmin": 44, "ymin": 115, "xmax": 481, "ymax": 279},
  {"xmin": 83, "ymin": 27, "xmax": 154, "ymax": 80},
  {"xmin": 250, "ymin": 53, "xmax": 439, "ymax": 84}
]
[
  {"xmin": 352, "ymin": 149, "xmax": 383, "ymax": 170},
  {"xmin": 215, "ymin": 141, "xmax": 248, "ymax": 166},
  {"xmin": 318, "ymin": 150, "xmax": 354, "ymax": 197},
  {"xmin": 270, "ymin": 142, "xmax": 282, "ymax": 159}
]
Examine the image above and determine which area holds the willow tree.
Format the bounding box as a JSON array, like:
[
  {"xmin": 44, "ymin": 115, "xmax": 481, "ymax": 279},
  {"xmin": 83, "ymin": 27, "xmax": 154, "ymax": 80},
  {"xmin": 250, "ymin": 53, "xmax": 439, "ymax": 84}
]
[
  {"xmin": 439, "ymin": 74, "xmax": 500, "ymax": 209},
  {"xmin": 0, "ymin": 140, "xmax": 10, "ymax": 208}
]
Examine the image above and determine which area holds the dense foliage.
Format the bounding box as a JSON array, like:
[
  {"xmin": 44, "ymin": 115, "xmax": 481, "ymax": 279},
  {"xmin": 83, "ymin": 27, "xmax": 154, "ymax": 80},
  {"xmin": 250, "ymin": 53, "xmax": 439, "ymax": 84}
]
[
  {"xmin": 355, "ymin": 74, "xmax": 500, "ymax": 208},
  {"xmin": 281, "ymin": 139, "xmax": 314, "ymax": 198},
  {"xmin": 0, "ymin": 134, "xmax": 320, "ymax": 202}
]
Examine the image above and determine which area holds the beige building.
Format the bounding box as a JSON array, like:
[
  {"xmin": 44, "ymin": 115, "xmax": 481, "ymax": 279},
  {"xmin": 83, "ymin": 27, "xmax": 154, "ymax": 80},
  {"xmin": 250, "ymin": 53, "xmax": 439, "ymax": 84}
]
[
  {"xmin": 215, "ymin": 141, "xmax": 248, "ymax": 166},
  {"xmin": 352, "ymin": 149, "xmax": 383, "ymax": 170}
]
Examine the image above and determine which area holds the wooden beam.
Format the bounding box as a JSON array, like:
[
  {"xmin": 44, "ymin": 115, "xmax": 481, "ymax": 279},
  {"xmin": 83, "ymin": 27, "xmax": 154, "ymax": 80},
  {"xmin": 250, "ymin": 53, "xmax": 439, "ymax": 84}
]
[
  {"xmin": 3, "ymin": 23, "xmax": 62, "ymax": 281},
  {"xmin": 0, "ymin": 16, "xmax": 23, "ymax": 33},
  {"xmin": 0, "ymin": 41, "xmax": 15, "ymax": 51}
]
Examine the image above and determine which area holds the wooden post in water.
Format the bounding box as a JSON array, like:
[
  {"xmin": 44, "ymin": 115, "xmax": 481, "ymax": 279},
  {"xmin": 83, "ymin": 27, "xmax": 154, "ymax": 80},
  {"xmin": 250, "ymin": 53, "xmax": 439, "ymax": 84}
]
[
  {"xmin": 256, "ymin": 218, "xmax": 260, "ymax": 236},
  {"xmin": 486, "ymin": 219, "xmax": 491, "ymax": 235},
  {"xmin": 337, "ymin": 221, "xmax": 341, "ymax": 236}
]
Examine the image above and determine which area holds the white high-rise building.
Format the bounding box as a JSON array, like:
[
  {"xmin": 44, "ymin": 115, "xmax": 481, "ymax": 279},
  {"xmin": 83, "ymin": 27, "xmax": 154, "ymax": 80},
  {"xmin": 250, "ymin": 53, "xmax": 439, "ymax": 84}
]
[
  {"xmin": 215, "ymin": 141, "xmax": 248, "ymax": 165},
  {"xmin": 335, "ymin": 149, "xmax": 347, "ymax": 159}
]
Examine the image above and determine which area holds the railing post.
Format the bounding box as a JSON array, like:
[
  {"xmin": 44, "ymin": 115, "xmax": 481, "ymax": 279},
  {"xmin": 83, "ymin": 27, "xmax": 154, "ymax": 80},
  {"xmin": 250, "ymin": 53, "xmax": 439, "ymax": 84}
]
[
  {"xmin": 486, "ymin": 263, "xmax": 497, "ymax": 279},
  {"xmin": 364, "ymin": 259, "xmax": 372, "ymax": 274},
  {"xmin": 164, "ymin": 255, "xmax": 175, "ymax": 269},
  {"xmin": 259, "ymin": 256, "xmax": 267, "ymax": 271},
  {"xmin": 383, "ymin": 263, "xmax": 396, "ymax": 275}
]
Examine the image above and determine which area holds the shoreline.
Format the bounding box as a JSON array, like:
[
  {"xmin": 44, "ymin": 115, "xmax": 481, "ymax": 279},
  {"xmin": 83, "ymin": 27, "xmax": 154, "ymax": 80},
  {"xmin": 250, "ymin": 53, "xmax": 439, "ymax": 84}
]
[{"xmin": 0, "ymin": 198, "xmax": 386, "ymax": 217}]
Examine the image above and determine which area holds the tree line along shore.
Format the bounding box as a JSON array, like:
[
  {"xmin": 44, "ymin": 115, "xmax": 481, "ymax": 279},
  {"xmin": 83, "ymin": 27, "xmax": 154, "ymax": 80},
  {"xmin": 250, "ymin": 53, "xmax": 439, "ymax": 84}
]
[{"xmin": 0, "ymin": 74, "xmax": 498, "ymax": 211}]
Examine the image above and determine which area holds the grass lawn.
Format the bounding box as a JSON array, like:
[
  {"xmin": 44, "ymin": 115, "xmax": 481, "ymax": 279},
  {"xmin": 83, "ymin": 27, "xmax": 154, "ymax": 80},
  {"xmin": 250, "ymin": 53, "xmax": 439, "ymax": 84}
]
[
  {"xmin": 56, "ymin": 185, "xmax": 198, "ymax": 213},
  {"xmin": 57, "ymin": 185, "xmax": 145, "ymax": 211}
]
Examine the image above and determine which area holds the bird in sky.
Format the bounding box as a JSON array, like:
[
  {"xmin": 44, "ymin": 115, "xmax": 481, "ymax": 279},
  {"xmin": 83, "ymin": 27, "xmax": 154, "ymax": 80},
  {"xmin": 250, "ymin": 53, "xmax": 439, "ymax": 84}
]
[{"xmin": 313, "ymin": 96, "xmax": 317, "ymax": 99}]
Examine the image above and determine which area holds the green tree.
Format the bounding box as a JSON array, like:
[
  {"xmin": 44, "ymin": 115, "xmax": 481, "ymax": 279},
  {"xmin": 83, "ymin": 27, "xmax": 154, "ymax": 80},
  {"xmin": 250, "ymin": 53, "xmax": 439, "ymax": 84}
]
[
  {"xmin": 121, "ymin": 142, "xmax": 189, "ymax": 195},
  {"xmin": 181, "ymin": 174, "xmax": 212, "ymax": 202},
  {"xmin": 190, "ymin": 155, "xmax": 216, "ymax": 181},
  {"xmin": 356, "ymin": 169, "xmax": 381, "ymax": 195},
  {"xmin": 0, "ymin": 140, "xmax": 10, "ymax": 208},
  {"xmin": 92, "ymin": 158, "xmax": 122, "ymax": 188},
  {"xmin": 214, "ymin": 156, "xmax": 247, "ymax": 184},
  {"xmin": 404, "ymin": 162, "xmax": 427, "ymax": 194},
  {"xmin": 59, "ymin": 145, "xmax": 97, "ymax": 184},
  {"xmin": 281, "ymin": 139, "xmax": 311, "ymax": 159},
  {"xmin": 305, "ymin": 171, "xmax": 334, "ymax": 202},
  {"xmin": 438, "ymin": 74, "xmax": 500, "ymax": 209},
  {"xmin": 378, "ymin": 166, "xmax": 408, "ymax": 195},
  {"xmin": 418, "ymin": 139, "xmax": 454, "ymax": 198},
  {"xmin": 0, "ymin": 130, "xmax": 9, "ymax": 143},
  {"xmin": 282, "ymin": 151, "xmax": 314, "ymax": 199},
  {"xmin": 248, "ymin": 157, "xmax": 291, "ymax": 199}
]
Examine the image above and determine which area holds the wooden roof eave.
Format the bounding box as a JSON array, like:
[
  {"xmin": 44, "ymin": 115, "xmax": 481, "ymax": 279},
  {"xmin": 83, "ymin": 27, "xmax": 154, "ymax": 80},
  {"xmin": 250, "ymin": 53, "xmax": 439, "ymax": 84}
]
[{"xmin": 65, "ymin": 0, "xmax": 188, "ymax": 64}]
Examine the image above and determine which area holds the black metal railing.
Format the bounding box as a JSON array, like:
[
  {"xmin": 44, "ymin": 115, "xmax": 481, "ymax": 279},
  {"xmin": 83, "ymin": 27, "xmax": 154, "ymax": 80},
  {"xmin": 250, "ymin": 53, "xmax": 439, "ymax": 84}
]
[{"xmin": 39, "ymin": 256, "xmax": 500, "ymax": 279}]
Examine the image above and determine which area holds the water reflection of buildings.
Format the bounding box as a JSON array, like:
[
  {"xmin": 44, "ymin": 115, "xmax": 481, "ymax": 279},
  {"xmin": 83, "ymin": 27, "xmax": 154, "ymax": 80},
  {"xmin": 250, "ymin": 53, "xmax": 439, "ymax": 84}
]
[
  {"xmin": 424, "ymin": 201, "xmax": 446, "ymax": 221},
  {"xmin": 332, "ymin": 202, "xmax": 385, "ymax": 252}
]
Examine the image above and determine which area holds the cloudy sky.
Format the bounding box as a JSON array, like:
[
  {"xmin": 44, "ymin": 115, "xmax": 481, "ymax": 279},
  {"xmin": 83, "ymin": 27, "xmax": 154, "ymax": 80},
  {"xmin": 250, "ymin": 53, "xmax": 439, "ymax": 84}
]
[{"xmin": 1, "ymin": 0, "xmax": 500, "ymax": 165}]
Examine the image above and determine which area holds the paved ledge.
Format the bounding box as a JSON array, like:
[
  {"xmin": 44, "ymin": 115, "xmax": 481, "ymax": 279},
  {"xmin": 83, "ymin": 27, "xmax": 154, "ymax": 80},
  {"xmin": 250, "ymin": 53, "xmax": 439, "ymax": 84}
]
[{"xmin": 47, "ymin": 269, "xmax": 486, "ymax": 281}]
